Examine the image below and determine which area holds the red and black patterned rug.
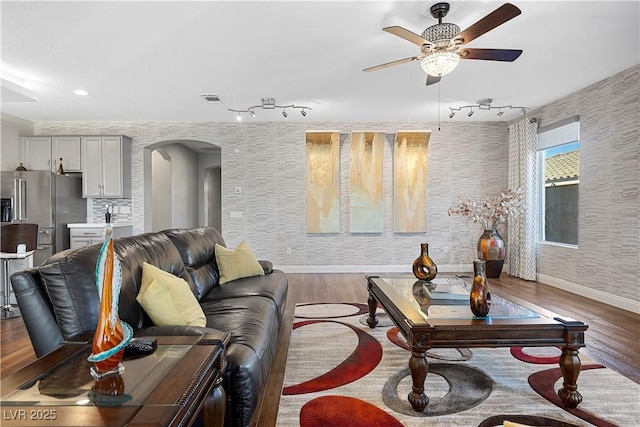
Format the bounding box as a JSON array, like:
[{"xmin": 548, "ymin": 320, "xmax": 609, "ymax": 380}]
[{"xmin": 276, "ymin": 303, "xmax": 640, "ymax": 427}]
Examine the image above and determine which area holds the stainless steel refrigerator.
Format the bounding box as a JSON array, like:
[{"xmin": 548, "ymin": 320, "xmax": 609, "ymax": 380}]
[{"xmin": 1, "ymin": 171, "xmax": 86, "ymax": 266}]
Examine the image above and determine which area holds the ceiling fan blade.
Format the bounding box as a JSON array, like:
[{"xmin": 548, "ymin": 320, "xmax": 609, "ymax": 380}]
[
  {"xmin": 460, "ymin": 48, "xmax": 522, "ymax": 61},
  {"xmin": 363, "ymin": 56, "xmax": 423, "ymax": 72},
  {"xmin": 454, "ymin": 3, "xmax": 521, "ymax": 46},
  {"xmin": 383, "ymin": 26, "xmax": 432, "ymax": 47},
  {"xmin": 426, "ymin": 75, "xmax": 441, "ymax": 86}
]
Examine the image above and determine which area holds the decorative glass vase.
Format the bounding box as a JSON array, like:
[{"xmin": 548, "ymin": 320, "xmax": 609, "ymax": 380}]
[
  {"xmin": 470, "ymin": 259, "xmax": 491, "ymax": 317},
  {"xmin": 412, "ymin": 243, "xmax": 437, "ymax": 282},
  {"xmin": 477, "ymin": 229, "xmax": 505, "ymax": 278},
  {"xmin": 88, "ymin": 223, "xmax": 132, "ymax": 378}
]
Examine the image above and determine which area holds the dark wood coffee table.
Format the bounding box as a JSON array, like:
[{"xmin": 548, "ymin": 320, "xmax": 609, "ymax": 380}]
[
  {"xmin": 1, "ymin": 333, "xmax": 230, "ymax": 427},
  {"xmin": 366, "ymin": 275, "xmax": 588, "ymax": 412}
]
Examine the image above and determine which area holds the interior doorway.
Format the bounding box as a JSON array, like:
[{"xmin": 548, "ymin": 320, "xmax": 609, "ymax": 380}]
[{"xmin": 143, "ymin": 140, "xmax": 221, "ymax": 233}]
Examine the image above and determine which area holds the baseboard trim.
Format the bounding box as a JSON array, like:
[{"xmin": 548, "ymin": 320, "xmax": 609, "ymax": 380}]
[
  {"xmin": 537, "ymin": 273, "xmax": 640, "ymax": 314},
  {"xmin": 279, "ymin": 264, "xmax": 472, "ymax": 274}
]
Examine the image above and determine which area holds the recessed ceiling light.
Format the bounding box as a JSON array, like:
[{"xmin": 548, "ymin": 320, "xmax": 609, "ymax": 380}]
[{"xmin": 73, "ymin": 89, "xmax": 89, "ymax": 96}]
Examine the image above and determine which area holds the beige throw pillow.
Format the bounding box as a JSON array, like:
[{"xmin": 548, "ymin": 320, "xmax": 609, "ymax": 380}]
[
  {"xmin": 215, "ymin": 242, "xmax": 265, "ymax": 284},
  {"xmin": 136, "ymin": 262, "xmax": 206, "ymax": 327}
]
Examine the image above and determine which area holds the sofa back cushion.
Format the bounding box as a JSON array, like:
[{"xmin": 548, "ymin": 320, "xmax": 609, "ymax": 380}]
[
  {"xmin": 164, "ymin": 227, "xmax": 226, "ymax": 300},
  {"xmin": 38, "ymin": 254, "xmax": 101, "ymax": 340}
]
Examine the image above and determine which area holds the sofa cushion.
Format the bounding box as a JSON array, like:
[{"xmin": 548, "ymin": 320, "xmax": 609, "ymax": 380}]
[
  {"xmin": 137, "ymin": 262, "xmax": 206, "ymax": 327},
  {"xmin": 38, "ymin": 259, "xmax": 100, "ymax": 340},
  {"xmin": 200, "ymin": 270, "xmax": 288, "ymax": 320},
  {"xmin": 163, "ymin": 227, "xmax": 226, "ymax": 299},
  {"xmin": 215, "ymin": 242, "xmax": 264, "ymax": 284}
]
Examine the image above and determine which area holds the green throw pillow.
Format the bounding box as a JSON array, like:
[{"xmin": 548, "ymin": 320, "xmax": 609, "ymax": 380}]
[
  {"xmin": 136, "ymin": 262, "xmax": 206, "ymax": 327},
  {"xmin": 215, "ymin": 242, "xmax": 265, "ymax": 284}
]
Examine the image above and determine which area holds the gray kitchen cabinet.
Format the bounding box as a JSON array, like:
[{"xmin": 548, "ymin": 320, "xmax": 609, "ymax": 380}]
[
  {"xmin": 69, "ymin": 224, "xmax": 133, "ymax": 249},
  {"xmin": 20, "ymin": 136, "xmax": 82, "ymax": 172},
  {"xmin": 81, "ymin": 136, "xmax": 131, "ymax": 198}
]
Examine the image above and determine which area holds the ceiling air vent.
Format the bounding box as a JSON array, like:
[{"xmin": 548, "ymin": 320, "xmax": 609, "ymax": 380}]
[{"xmin": 201, "ymin": 94, "xmax": 222, "ymax": 104}]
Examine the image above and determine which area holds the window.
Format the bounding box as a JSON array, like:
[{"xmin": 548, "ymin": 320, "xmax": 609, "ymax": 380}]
[{"xmin": 537, "ymin": 116, "xmax": 579, "ymax": 245}]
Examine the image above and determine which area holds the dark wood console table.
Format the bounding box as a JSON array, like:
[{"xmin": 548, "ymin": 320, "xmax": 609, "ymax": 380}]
[{"xmin": 1, "ymin": 333, "xmax": 230, "ymax": 427}]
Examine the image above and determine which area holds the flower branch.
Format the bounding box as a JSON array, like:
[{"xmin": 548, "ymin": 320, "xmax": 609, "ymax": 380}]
[{"xmin": 447, "ymin": 188, "xmax": 523, "ymax": 231}]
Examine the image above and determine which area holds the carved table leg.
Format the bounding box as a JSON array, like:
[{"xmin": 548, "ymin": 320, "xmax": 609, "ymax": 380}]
[
  {"xmin": 558, "ymin": 345, "xmax": 583, "ymax": 408},
  {"xmin": 366, "ymin": 293, "xmax": 378, "ymax": 328},
  {"xmin": 204, "ymin": 375, "xmax": 226, "ymax": 427},
  {"xmin": 408, "ymin": 348, "xmax": 429, "ymax": 411}
]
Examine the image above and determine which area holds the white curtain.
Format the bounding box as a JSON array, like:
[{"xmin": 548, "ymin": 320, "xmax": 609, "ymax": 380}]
[{"xmin": 507, "ymin": 118, "xmax": 538, "ymax": 280}]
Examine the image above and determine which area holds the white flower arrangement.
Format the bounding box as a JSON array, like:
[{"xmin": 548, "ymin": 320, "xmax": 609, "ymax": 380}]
[{"xmin": 447, "ymin": 188, "xmax": 523, "ymax": 231}]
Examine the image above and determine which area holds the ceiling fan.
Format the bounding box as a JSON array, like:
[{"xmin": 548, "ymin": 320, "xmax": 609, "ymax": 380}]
[{"xmin": 363, "ymin": 2, "xmax": 523, "ymax": 85}]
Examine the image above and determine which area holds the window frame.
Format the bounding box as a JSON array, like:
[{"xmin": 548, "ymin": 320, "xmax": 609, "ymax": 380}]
[{"xmin": 537, "ymin": 116, "xmax": 580, "ymax": 247}]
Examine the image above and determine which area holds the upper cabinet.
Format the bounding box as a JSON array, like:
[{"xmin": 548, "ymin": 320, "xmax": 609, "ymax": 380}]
[
  {"xmin": 53, "ymin": 137, "xmax": 82, "ymax": 172},
  {"xmin": 21, "ymin": 136, "xmax": 81, "ymax": 172},
  {"xmin": 81, "ymin": 136, "xmax": 131, "ymax": 198}
]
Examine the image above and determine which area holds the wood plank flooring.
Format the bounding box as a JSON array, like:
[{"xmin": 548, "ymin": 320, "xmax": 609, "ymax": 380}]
[{"xmin": 1, "ymin": 273, "xmax": 638, "ymax": 427}]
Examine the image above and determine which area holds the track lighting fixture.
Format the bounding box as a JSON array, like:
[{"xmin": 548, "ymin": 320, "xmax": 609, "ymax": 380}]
[
  {"xmin": 449, "ymin": 98, "xmax": 529, "ymax": 119},
  {"xmin": 228, "ymin": 97, "xmax": 311, "ymax": 120}
]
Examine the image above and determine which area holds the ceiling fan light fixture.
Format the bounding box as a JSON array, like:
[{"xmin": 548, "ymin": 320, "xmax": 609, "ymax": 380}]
[{"xmin": 420, "ymin": 51, "xmax": 460, "ymax": 77}]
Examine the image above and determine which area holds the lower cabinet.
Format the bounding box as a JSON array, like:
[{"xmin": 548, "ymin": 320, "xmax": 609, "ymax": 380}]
[{"xmin": 69, "ymin": 225, "xmax": 133, "ymax": 249}]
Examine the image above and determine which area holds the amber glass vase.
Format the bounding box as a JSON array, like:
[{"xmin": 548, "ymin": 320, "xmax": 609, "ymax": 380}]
[
  {"xmin": 470, "ymin": 259, "xmax": 492, "ymax": 317},
  {"xmin": 412, "ymin": 243, "xmax": 437, "ymax": 282},
  {"xmin": 90, "ymin": 237, "xmax": 126, "ymax": 376}
]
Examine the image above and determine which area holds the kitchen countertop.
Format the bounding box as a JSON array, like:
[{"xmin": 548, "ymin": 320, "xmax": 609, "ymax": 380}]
[{"xmin": 67, "ymin": 223, "xmax": 133, "ymax": 228}]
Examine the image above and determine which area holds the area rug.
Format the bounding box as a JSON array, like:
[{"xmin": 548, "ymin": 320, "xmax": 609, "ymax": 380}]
[{"xmin": 275, "ymin": 303, "xmax": 640, "ymax": 427}]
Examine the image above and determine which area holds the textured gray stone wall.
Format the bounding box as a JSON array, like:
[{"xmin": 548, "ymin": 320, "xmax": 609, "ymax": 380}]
[
  {"xmin": 33, "ymin": 120, "xmax": 508, "ymax": 271},
  {"xmin": 529, "ymin": 64, "xmax": 639, "ymax": 302}
]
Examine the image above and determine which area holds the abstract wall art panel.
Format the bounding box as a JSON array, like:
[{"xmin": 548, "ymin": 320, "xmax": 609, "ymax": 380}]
[
  {"xmin": 350, "ymin": 131, "xmax": 385, "ymax": 233},
  {"xmin": 394, "ymin": 131, "xmax": 430, "ymax": 233},
  {"xmin": 306, "ymin": 131, "xmax": 340, "ymax": 233}
]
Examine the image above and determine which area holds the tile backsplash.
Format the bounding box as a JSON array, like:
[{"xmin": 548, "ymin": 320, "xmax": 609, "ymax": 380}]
[{"xmin": 91, "ymin": 199, "xmax": 133, "ymax": 223}]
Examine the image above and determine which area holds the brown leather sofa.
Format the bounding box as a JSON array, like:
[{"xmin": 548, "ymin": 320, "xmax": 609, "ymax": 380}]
[{"xmin": 11, "ymin": 227, "xmax": 288, "ymax": 427}]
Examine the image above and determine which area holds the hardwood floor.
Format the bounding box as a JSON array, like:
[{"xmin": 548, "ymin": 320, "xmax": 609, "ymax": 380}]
[{"xmin": 2, "ymin": 273, "xmax": 638, "ymax": 426}]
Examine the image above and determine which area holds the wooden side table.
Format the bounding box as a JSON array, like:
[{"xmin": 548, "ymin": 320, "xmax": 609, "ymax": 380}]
[{"xmin": 1, "ymin": 333, "xmax": 230, "ymax": 427}]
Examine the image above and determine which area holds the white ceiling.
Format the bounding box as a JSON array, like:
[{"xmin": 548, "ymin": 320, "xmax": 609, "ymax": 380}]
[{"xmin": 1, "ymin": 1, "xmax": 638, "ymax": 123}]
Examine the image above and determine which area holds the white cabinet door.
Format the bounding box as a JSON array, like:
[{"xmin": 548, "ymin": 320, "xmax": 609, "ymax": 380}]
[
  {"xmin": 22, "ymin": 137, "xmax": 52, "ymax": 171},
  {"xmin": 101, "ymin": 137, "xmax": 123, "ymax": 197},
  {"xmin": 52, "ymin": 137, "xmax": 81, "ymax": 172},
  {"xmin": 81, "ymin": 136, "xmax": 130, "ymax": 198},
  {"xmin": 81, "ymin": 137, "xmax": 104, "ymax": 197}
]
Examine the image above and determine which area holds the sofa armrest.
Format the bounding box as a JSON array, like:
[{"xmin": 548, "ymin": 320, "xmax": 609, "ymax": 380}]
[
  {"xmin": 137, "ymin": 325, "xmax": 229, "ymax": 344},
  {"xmin": 258, "ymin": 260, "xmax": 273, "ymax": 274}
]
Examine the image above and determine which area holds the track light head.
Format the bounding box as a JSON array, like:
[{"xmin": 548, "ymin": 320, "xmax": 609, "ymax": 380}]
[
  {"xmin": 282, "ymin": 110, "xmax": 288, "ymax": 118},
  {"xmin": 449, "ymin": 111, "xmax": 455, "ymax": 119},
  {"xmin": 497, "ymin": 110, "xmax": 504, "ymax": 117},
  {"xmin": 301, "ymin": 109, "xmax": 307, "ymax": 117},
  {"xmin": 467, "ymin": 109, "xmax": 474, "ymax": 117},
  {"xmin": 235, "ymin": 113, "xmax": 242, "ymax": 121},
  {"xmin": 249, "ymin": 109, "xmax": 255, "ymax": 118}
]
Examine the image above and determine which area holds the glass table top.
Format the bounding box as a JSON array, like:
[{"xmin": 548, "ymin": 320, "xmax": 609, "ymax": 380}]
[
  {"xmin": 380, "ymin": 276, "xmax": 540, "ymax": 320},
  {"xmin": 3, "ymin": 344, "xmax": 191, "ymax": 407}
]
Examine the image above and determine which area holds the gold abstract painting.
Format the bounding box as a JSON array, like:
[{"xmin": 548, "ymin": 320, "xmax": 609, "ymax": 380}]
[
  {"xmin": 306, "ymin": 131, "xmax": 340, "ymax": 233},
  {"xmin": 350, "ymin": 131, "xmax": 384, "ymax": 233},
  {"xmin": 394, "ymin": 131, "xmax": 430, "ymax": 232}
]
